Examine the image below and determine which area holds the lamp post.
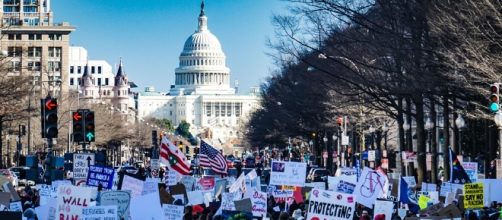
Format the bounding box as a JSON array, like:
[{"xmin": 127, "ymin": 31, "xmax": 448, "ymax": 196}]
[
  {"xmin": 369, "ymin": 125, "xmax": 375, "ymax": 150},
  {"xmin": 455, "ymin": 115, "xmax": 465, "ymax": 155},
  {"xmin": 403, "ymin": 121, "xmax": 411, "ymax": 176},
  {"xmin": 494, "ymin": 112, "xmax": 502, "ymax": 160},
  {"xmin": 425, "ymin": 117, "xmax": 434, "ymax": 182},
  {"xmin": 382, "ymin": 123, "xmax": 388, "ymax": 151},
  {"xmin": 308, "ymin": 140, "xmax": 313, "ymax": 166},
  {"xmin": 323, "ymin": 136, "xmax": 328, "ymax": 168},
  {"xmin": 332, "ymin": 134, "xmax": 338, "ymax": 171}
]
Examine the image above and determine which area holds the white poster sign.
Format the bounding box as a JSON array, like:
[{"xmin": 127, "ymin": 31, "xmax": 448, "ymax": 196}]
[
  {"xmin": 151, "ymin": 159, "xmax": 160, "ymax": 170},
  {"xmin": 121, "ymin": 175, "xmax": 145, "ymax": 198},
  {"xmin": 462, "ymin": 162, "xmax": 478, "ymax": 183},
  {"xmin": 335, "ymin": 168, "xmax": 357, "ymax": 177},
  {"xmin": 187, "ymin": 190, "xmax": 204, "ymax": 205},
  {"xmin": 100, "ymin": 191, "xmax": 131, "ymax": 220},
  {"xmin": 82, "ymin": 205, "xmax": 117, "ymax": 220},
  {"xmin": 38, "ymin": 184, "xmax": 57, "ymax": 206},
  {"xmin": 56, "ymin": 185, "xmax": 93, "ymax": 220},
  {"xmin": 165, "ymin": 171, "xmax": 178, "ymax": 186},
  {"xmin": 374, "ymin": 200, "xmax": 393, "ymax": 220},
  {"xmin": 270, "ymin": 161, "xmax": 307, "ymax": 187},
  {"xmin": 402, "ymin": 176, "xmax": 416, "ymax": 187},
  {"xmin": 307, "ymin": 189, "xmax": 355, "ymax": 220},
  {"xmin": 180, "ymin": 176, "xmax": 196, "ymax": 191},
  {"xmin": 353, "ymin": 167, "xmax": 388, "ymax": 208},
  {"xmin": 250, "ymin": 190, "xmax": 267, "ymax": 217},
  {"xmin": 220, "ymin": 192, "xmax": 239, "ymax": 211},
  {"xmin": 162, "ymin": 204, "xmax": 184, "ymax": 220},
  {"xmin": 368, "ymin": 150, "xmax": 376, "ymax": 162},
  {"xmin": 73, "ymin": 153, "xmax": 95, "ymax": 180},
  {"xmin": 142, "ymin": 178, "xmax": 160, "ymax": 196}
]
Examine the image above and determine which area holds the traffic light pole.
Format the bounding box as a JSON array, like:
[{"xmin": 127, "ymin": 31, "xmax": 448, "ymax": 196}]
[{"xmin": 44, "ymin": 137, "xmax": 54, "ymax": 184}]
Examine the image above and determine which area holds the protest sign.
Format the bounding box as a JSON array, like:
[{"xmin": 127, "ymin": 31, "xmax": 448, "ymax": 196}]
[
  {"xmin": 214, "ymin": 179, "xmax": 227, "ymax": 197},
  {"xmin": 9, "ymin": 201, "xmax": 22, "ymax": 211},
  {"xmin": 38, "ymin": 184, "xmax": 57, "ymax": 206},
  {"xmin": 270, "ymin": 161, "xmax": 307, "ymax": 187},
  {"xmin": 56, "ymin": 184, "xmax": 93, "ymax": 220},
  {"xmin": 100, "ymin": 191, "xmax": 131, "ymax": 220},
  {"xmin": 197, "ymin": 176, "xmax": 215, "ymax": 191},
  {"xmin": 234, "ymin": 198, "xmax": 253, "ymax": 213},
  {"xmin": 368, "ymin": 150, "xmax": 376, "ymax": 162},
  {"xmin": 479, "ymin": 179, "xmax": 502, "ymax": 207},
  {"xmin": 402, "ymin": 176, "xmax": 417, "ymax": 187},
  {"xmin": 307, "ymin": 189, "xmax": 355, "ymax": 220},
  {"xmin": 439, "ymin": 182, "xmax": 463, "ymax": 197},
  {"xmin": 445, "ymin": 192, "xmax": 456, "ymax": 205},
  {"xmin": 220, "ymin": 192, "xmax": 239, "ymax": 211},
  {"xmin": 203, "ymin": 192, "xmax": 213, "ymax": 207},
  {"xmin": 142, "ymin": 178, "xmax": 160, "ymax": 196},
  {"xmin": 82, "ymin": 205, "xmax": 117, "ymax": 220},
  {"xmin": 151, "ymin": 159, "xmax": 160, "ymax": 170},
  {"xmin": 86, "ymin": 165, "xmax": 114, "ymax": 189},
  {"xmin": 180, "ymin": 176, "xmax": 196, "ymax": 192},
  {"xmin": 305, "ymin": 182, "xmax": 325, "ymax": 190},
  {"xmin": 422, "ymin": 183, "xmax": 437, "ymax": 192},
  {"xmin": 187, "ymin": 190, "xmax": 204, "ymax": 205},
  {"xmin": 73, "ymin": 153, "xmax": 95, "ymax": 180},
  {"xmin": 464, "ymin": 182, "xmax": 483, "ymax": 209},
  {"xmin": 165, "ymin": 171, "xmax": 177, "ymax": 186},
  {"xmin": 328, "ymin": 175, "xmax": 357, "ymax": 192},
  {"xmin": 130, "ymin": 191, "xmax": 163, "ymax": 220},
  {"xmin": 229, "ymin": 173, "xmax": 246, "ymax": 193},
  {"xmin": 354, "ymin": 167, "xmax": 387, "ymax": 208},
  {"xmin": 162, "ymin": 204, "xmax": 184, "ymax": 220},
  {"xmin": 250, "ymin": 190, "xmax": 267, "ymax": 217},
  {"xmin": 336, "ymin": 180, "xmax": 357, "ymax": 194},
  {"xmin": 271, "ymin": 189, "xmax": 294, "ymax": 198},
  {"xmin": 418, "ymin": 194, "xmax": 431, "ymax": 210},
  {"xmin": 462, "ymin": 162, "xmax": 478, "ymax": 183},
  {"xmin": 374, "ymin": 200, "xmax": 394, "ymax": 220},
  {"xmin": 121, "ymin": 174, "xmax": 145, "ymax": 198}
]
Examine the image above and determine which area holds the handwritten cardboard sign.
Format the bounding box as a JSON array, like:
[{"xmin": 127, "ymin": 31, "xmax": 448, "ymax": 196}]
[
  {"xmin": 270, "ymin": 161, "xmax": 307, "ymax": 187},
  {"xmin": 162, "ymin": 204, "xmax": 184, "ymax": 220},
  {"xmin": 56, "ymin": 185, "xmax": 93, "ymax": 220},
  {"xmin": 82, "ymin": 205, "xmax": 117, "ymax": 220},
  {"xmin": 73, "ymin": 153, "xmax": 95, "ymax": 180},
  {"xmin": 100, "ymin": 191, "xmax": 131, "ymax": 220},
  {"xmin": 121, "ymin": 174, "xmax": 145, "ymax": 198}
]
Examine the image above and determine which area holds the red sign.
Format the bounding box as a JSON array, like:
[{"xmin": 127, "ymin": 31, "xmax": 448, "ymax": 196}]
[
  {"xmin": 198, "ymin": 176, "xmax": 215, "ymax": 190},
  {"xmin": 45, "ymin": 99, "xmax": 57, "ymax": 110}
]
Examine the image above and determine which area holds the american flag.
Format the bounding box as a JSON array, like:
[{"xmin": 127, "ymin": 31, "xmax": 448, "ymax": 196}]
[{"xmin": 199, "ymin": 140, "xmax": 228, "ymax": 175}]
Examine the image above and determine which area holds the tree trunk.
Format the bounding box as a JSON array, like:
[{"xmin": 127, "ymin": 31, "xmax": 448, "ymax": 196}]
[
  {"xmin": 414, "ymin": 96, "xmax": 426, "ymax": 185},
  {"xmin": 430, "ymin": 96, "xmax": 438, "ymax": 184},
  {"xmin": 0, "ymin": 117, "xmax": 3, "ymax": 168},
  {"xmin": 442, "ymin": 93, "xmax": 450, "ymax": 181},
  {"xmin": 397, "ymin": 98, "xmax": 405, "ymax": 175},
  {"xmin": 452, "ymin": 98, "xmax": 459, "ymax": 154}
]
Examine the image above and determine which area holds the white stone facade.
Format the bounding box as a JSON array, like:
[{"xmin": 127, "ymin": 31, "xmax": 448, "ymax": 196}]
[
  {"xmin": 136, "ymin": 3, "xmax": 259, "ymax": 146},
  {"xmin": 68, "ymin": 47, "xmax": 115, "ymax": 91}
]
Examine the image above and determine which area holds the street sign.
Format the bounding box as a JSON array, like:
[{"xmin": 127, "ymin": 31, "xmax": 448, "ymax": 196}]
[
  {"xmin": 341, "ymin": 135, "xmax": 349, "ymax": 145},
  {"xmin": 368, "ymin": 150, "xmax": 376, "ymax": 162},
  {"xmin": 73, "ymin": 153, "xmax": 95, "ymax": 180}
]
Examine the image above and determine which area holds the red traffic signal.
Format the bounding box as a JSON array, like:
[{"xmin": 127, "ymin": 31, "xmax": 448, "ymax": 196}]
[
  {"xmin": 73, "ymin": 112, "xmax": 82, "ymax": 121},
  {"xmin": 45, "ymin": 99, "xmax": 58, "ymax": 111},
  {"xmin": 491, "ymin": 85, "xmax": 498, "ymax": 93},
  {"xmin": 85, "ymin": 112, "xmax": 94, "ymax": 121}
]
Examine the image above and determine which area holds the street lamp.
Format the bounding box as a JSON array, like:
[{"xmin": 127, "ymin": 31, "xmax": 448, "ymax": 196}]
[
  {"xmin": 369, "ymin": 125, "xmax": 375, "ymax": 150},
  {"xmin": 455, "ymin": 115, "xmax": 465, "ymax": 155},
  {"xmin": 425, "ymin": 117, "xmax": 434, "ymax": 152},
  {"xmin": 323, "ymin": 136, "xmax": 328, "ymax": 168},
  {"xmin": 402, "ymin": 121, "xmax": 411, "ymax": 176},
  {"xmin": 494, "ymin": 112, "xmax": 502, "ymax": 159}
]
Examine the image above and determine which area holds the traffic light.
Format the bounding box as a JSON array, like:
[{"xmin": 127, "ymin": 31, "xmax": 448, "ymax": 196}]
[
  {"xmin": 41, "ymin": 97, "xmax": 58, "ymax": 138},
  {"xmin": 72, "ymin": 110, "xmax": 84, "ymax": 142},
  {"xmin": 84, "ymin": 111, "xmax": 95, "ymax": 142},
  {"xmin": 489, "ymin": 83, "xmax": 500, "ymax": 113}
]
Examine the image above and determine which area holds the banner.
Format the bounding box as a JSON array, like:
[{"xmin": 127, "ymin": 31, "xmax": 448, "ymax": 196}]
[
  {"xmin": 464, "ymin": 182, "xmax": 484, "ymax": 209},
  {"xmin": 162, "ymin": 204, "xmax": 184, "ymax": 220},
  {"xmin": 353, "ymin": 167, "xmax": 388, "ymax": 208},
  {"xmin": 121, "ymin": 175, "xmax": 145, "ymax": 198},
  {"xmin": 56, "ymin": 185, "xmax": 93, "ymax": 220},
  {"xmin": 270, "ymin": 161, "xmax": 307, "ymax": 187},
  {"xmin": 250, "ymin": 190, "xmax": 267, "ymax": 217},
  {"xmin": 307, "ymin": 189, "xmax": 355, "ymax": 220},
  {"xmin": 73, "ymin": 153, "xmax": 95, "ymax": 180},
  {"xmin": 335, "ymin": 168, "xmax": 357, "ymax": 177},
  {"xmin": 82, "ymin": 205, "xmax": 117, "ymax": 220},
  {"xmin": 462, "ymin": 162, "xmax": 478, "ymax": 183},
  {"xmin": 100, "ymin": 191, "xmax": 131, "ymax": 220},
  {"xmin": 86, "ymin": 165, "xmax": 114, "ymax": 189}
]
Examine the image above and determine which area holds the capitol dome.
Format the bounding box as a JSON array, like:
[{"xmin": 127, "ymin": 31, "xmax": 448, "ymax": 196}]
[{"xmin": 172, "ymin": 1, "xmax": 234, "ymax": 96}]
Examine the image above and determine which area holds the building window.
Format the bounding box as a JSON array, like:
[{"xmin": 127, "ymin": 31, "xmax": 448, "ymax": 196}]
[
  {"xmin": 27, "ymin": 61, "xmax": 41, "ymax": 71},
  {"xmin": 105, "ymin": 78, "xmax": 109, "ymax": 85},
  {"xmin": 48, "ymin": 61, "xmax": 61, "ymax": 72},
  {"xmin": 70, "ymin": 66, "xmax": 74, "ymax": 74},
  {"xmin": 91, "ymin": 66, "xmax": 95, "ymax": 74},
  {"xmin": 8, "ymin": 47, "xmax": 21, "ymax": 57},
  {"xmin": 48, "ymin": 34, "xmax": 62, "ymax": 41},
  {"xmin": 97, "ymin": 78, "xmax": 101, "ymax": 85},
  {"xmin": 27, "ymin": 47, "xmax": 41, "ymax": 57},
  {"xmin": 48, "ymin": 47, "xmax": 61, "ymax": 57},
  {"xmin": 10, "ymin": 61, "xmax": 20, "ymax": 72},
  {"xmin": 215, "ymin": 103, "xmax": 220, "ymax": 117},
  {"xmin": 28, "ymin": 34, "xmax": 41, "ymax": 40},
  {"xmin": 221, "ymin": 103, "xmax": 226, "ymax": 117},
  {"xmin": 235, "ymin": 103, "xmax": 242, "ymax": 117},
  {"xmin": 70, "ymin": 78, "xmax": 74, "ymax": 85},
  {"xmin": 98, "ymin": 66, "xmax": 102, "ymax": 74},
  {"xmin": 227, "ymin": 103, "xmax": 231, "ymax": 117},
  {"xmin": 170, "ymin": 111, "xmax": 172, "ymax": 116},
  {"xmin": 77, "ymin": 66, "xmax": 82, "ymax": 74},
  {"xmin": 8, "ymin": 34, "xmax": 21, "ymax": 40}
]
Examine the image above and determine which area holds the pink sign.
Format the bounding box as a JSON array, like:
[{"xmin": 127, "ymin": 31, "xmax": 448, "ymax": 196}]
[{"xmin": 198, "ymin": 176, "xmax": 215, "ymax": 190}]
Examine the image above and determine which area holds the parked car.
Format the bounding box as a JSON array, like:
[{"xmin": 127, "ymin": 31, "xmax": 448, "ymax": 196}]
[
  {"xmin": 116, "ymin": 166, "xmax": 138, "ymax": 175},
  {"xmin": 9, "ymin": 167, "xmax": 35, "ymax": 186},
  {"xmin": 307, "ymin": 168, "xmax": 330, "ymax": 182},
  {"xmin": 0, "ymin": 169, "xmax": 18, "ymax": 187}
]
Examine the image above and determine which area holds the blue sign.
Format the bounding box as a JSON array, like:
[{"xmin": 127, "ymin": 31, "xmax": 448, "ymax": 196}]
[
  {"xmin": 362, "ymin": 151, "xmax": 368, "ymax": 160},
  {"xmin": 355, "ymin": 159, "xmax": 361, "ymax": 181},
  {"xmin": 86, "ymin": 165, "xmax": 115, "ymax": 189}
]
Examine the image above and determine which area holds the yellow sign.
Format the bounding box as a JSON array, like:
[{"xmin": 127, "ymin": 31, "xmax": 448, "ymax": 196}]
[
  {"xmin": 282, "ymin": 185, "xmax": 296, "ymax": 191},
  {"xmin": 418, "ymin": 195, "xmax": 431, "ymax": 210},
  {"xmin": 464, "ymin": 183, "xmax": 484, "ymax": 209}
]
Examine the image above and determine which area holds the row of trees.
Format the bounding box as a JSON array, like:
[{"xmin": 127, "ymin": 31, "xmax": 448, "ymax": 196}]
[{"xmin": 246, "ymin": 0, "xmax": 501, "ymax": 184}]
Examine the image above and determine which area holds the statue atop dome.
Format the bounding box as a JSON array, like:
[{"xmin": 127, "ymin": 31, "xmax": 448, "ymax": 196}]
[{"xmin": 200, "ymin": 0, "xmax": 205, "ymax": 16}]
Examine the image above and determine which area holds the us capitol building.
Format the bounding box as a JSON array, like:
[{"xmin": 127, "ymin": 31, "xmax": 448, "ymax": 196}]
[{"xmin": 135, "ymin": 3, "xmax": 260, "ymax": 153}]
